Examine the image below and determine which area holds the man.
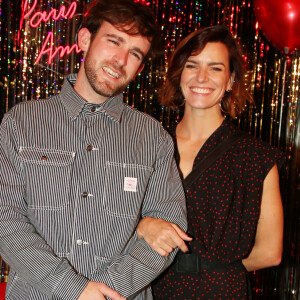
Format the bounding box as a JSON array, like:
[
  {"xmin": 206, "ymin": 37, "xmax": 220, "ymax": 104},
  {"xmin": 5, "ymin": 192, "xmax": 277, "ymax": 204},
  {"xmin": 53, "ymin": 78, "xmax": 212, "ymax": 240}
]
[{"xmin": 0, "ymin": 0, "xmax": 189, "ymax": 299}]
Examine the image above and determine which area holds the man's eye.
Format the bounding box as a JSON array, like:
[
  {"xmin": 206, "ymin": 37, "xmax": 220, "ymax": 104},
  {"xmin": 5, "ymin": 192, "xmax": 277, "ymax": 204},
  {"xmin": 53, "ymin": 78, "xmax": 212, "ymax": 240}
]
[
  {"xmin": 109, "ymin": 39, "xmax": 119, "ymax": 46},
  {"xmin": 130, "ymin": 52, "xmax": 142, "ymax": 60}
]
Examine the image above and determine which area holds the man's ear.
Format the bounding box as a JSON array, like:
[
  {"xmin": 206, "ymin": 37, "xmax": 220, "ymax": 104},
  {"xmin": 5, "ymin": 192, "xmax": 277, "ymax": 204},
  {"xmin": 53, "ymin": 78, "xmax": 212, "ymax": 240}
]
[
  {"xmin": 133, "ymin": 64, "xmax": 145, "ymax": 80},
  {"xmin": 77, "ymin": 27, "xmax": 91, "ymax": 53}
]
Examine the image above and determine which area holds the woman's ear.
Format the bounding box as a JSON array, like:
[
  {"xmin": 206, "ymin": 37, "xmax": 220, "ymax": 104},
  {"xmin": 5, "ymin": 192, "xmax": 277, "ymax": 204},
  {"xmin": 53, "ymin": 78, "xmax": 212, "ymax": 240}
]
[
  {"xmin": 77, "ymin": 27, "xmax": 91, "ymax": 53},
  {"xmin": 227, "ymin": 73, "xmax": 235, "ymax": 91}
]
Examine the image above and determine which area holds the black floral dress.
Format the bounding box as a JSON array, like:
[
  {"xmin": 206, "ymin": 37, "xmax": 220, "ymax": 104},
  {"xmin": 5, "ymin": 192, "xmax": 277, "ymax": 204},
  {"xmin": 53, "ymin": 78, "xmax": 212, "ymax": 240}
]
[{"xmin": 152, "ymin": 120, "xmax": 284, "ymax": 299}]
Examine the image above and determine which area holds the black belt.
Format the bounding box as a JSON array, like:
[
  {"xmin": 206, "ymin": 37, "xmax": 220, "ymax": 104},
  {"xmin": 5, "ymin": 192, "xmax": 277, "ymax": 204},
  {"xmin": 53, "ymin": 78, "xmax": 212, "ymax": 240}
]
[{"xmin": 175, "ymin": 253, "xmax": 241, "ymax": 274}]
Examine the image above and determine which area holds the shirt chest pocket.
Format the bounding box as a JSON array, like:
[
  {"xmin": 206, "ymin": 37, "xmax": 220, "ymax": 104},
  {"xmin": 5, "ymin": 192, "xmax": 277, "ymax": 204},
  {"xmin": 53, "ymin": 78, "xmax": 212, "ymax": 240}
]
[
  {"xmin": 103, "ymin": 161, "xmax": 153, "ymax": 218},
  {"xmin": 19, "ymin": 146, "xmax": 75, "ymax": 209}
]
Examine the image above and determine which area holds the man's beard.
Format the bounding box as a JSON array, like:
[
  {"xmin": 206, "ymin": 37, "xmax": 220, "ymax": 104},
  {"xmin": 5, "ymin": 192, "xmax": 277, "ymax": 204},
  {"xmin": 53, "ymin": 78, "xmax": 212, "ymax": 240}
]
[{"xmin": 84, "ymin": 51, "xmax": 128, "ymax": 98}]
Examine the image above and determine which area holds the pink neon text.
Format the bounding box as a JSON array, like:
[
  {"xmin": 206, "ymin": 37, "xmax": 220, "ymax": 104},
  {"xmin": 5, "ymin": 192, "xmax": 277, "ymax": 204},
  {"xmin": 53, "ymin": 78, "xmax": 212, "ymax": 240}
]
[
  {"xmin": 21, "ymin": 0, "xmax": 81, "ymax": 64},
  {"xmin": 23, "ymin": 0, "xmax": 77, "ymax": 27}
]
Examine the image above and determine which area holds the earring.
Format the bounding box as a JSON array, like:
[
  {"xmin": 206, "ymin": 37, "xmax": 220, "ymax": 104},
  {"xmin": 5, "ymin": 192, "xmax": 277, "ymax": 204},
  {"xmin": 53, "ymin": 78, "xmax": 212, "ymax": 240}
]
[
  {"xmin": 219, "ymin": 97, "xmax": 228, "ymax": 114},
  {"xmin": 179, "ymin": 98, "xmax": 186, "ymax": 107}
]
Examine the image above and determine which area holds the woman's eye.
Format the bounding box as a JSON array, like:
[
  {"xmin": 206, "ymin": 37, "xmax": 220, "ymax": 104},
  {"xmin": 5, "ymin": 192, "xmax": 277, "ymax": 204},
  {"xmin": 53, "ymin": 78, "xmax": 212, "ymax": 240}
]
[
  {"xmin": 212, "ymin": 67, "xmax": 223, "ymax": 71},
  {"xmin": 185, "ymin": 64, "xmax": 195, "ymax": 69}
]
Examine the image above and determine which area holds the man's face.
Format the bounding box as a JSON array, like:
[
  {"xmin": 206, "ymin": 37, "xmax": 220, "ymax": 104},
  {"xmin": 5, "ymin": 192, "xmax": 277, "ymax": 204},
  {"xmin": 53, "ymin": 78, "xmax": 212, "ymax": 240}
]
[{"xmin": 81, "ymin": 21, "xmax": 151, "ymax": 103}]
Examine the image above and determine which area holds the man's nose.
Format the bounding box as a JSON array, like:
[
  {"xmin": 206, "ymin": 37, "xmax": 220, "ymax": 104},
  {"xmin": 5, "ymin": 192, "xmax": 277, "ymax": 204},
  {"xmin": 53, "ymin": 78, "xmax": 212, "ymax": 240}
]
[{"xmin": 113, "ymin": 49, "xmax": 129, "ymax": 67}]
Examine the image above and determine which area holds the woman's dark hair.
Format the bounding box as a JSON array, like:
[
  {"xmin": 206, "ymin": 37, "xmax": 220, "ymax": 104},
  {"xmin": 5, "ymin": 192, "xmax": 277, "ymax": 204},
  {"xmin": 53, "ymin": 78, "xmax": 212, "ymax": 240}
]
[
  {"xmin": 81, "ymin": 0, "xmax": 160, "ymax": 61},
  {"xmin": 161, "ymin": 25, "xmax": 253, "ymax": 117}
]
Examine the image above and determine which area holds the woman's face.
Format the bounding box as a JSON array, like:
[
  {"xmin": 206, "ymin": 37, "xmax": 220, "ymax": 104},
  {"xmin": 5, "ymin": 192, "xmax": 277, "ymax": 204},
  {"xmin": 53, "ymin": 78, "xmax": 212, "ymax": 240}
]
[{"xmin": 180, "ymin": 42, "xmax": 233, "ymax": 112}]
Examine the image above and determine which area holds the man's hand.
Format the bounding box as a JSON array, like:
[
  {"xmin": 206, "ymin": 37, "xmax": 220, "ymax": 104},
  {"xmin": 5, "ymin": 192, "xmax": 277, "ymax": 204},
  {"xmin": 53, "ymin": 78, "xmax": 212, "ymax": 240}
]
[
  {"xmin": 136, "ymin": 217, "xmax": 192, "ymax": 256},
  {"xmin": 78, "ymin": 281, "xmax": 126, "ymax": 300}
]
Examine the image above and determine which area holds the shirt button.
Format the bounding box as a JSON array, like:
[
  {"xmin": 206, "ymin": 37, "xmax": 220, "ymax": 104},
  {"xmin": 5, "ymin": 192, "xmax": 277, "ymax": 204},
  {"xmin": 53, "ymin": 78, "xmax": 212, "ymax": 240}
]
[
  {"xmin": 86, "ymin": 145, "xmax": 93, "ymax": 151},
  {"xmin": 82, "ymin": 191, "xmax": 88, "ymax": 198},
  {"xmin": 76, "ymin": 239, "xmax": 83, "ymax": 246},
  {"xmin": 91, "ymin": 107, "xmax": 96, "ymax": 112},
  {"xmin": 41, "ymin": 155, "xmax": 47, "ymax": 161}
]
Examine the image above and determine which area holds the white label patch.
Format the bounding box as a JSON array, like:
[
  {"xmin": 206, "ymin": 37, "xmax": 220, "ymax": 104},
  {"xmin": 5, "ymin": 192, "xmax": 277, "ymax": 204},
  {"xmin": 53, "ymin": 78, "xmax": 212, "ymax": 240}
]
[{"xmin": 124, "ymin": 177, "xmax": 137, "ymax": 192}]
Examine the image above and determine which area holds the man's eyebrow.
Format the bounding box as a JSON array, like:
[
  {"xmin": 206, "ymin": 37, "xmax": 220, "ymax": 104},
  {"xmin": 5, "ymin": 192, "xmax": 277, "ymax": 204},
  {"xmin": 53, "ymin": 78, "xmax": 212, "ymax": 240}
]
[{"xmin": 106, "ymin": 33, "xmax": 125, "ymax": 43}]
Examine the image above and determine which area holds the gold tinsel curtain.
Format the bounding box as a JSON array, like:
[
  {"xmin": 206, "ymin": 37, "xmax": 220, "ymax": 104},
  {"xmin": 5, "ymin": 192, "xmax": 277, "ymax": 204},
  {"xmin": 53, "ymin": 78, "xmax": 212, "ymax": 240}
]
[{"xmin": 0, "ymin": 0, "xmax": 299, "ymax": 299}]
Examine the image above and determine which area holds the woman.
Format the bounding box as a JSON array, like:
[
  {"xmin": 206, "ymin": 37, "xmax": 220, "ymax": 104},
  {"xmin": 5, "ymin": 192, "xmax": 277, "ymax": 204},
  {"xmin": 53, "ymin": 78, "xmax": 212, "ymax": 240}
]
[{"xmin": 137, "ymin": 26, "xmax": 284, "ymax": 299}]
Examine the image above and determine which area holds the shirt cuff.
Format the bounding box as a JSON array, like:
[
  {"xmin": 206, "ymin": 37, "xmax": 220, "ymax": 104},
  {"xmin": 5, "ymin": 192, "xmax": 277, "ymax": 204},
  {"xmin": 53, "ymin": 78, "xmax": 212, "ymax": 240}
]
[
  {"xmin": 90, "ymin": 270, "xmax": 113, "ymax": 288},
  {"xmin": 53, "ymin": 271, "xmax": 89, "ymax": 300}
]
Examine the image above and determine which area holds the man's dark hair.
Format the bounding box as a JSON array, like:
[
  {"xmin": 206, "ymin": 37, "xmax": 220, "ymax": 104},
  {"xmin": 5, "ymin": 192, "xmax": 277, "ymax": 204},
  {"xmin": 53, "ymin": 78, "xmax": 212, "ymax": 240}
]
[{"xmin": 81, "ymin": 0, "xmax": 160, "ymax": 61}]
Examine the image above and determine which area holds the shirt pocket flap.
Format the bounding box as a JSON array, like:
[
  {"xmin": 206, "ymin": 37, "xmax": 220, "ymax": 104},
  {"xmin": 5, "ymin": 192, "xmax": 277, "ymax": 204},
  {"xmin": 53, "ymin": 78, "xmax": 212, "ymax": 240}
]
[{"xmin": 19, "ymin": 147, "xmax": 75, "ymax": 166}]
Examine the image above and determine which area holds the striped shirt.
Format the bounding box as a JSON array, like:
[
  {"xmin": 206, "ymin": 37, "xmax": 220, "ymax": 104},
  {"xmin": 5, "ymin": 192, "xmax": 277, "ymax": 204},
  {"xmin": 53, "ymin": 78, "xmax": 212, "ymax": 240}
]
[{"xmin": 0, "ymin": 74, "xmax": 187, "ymax": 299}]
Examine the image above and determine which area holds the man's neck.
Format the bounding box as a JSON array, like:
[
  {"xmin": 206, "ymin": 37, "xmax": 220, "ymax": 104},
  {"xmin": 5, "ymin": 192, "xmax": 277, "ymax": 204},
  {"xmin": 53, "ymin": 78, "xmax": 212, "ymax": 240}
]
[{"xmin": 73, "ymin": 69, "xmax": 109, "ymax": 104}]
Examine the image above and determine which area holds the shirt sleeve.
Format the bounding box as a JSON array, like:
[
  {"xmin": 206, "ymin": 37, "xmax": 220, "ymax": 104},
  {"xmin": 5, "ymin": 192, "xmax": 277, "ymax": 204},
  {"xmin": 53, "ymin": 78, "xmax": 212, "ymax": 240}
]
[
  {"xmin": 90, "ymin": 128, "xmax": 187, "ymax": 298},
  {"xmin": 0, "ymin": 113, "xmax": 89, "ymax": 299}
]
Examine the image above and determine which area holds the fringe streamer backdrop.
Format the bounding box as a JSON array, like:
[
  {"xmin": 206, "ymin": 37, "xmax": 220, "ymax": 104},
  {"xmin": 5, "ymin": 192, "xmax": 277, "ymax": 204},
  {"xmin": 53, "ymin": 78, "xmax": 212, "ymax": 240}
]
[{"xmin": 0, "ymin": 0, "xmax": 299, "ymax": 299}]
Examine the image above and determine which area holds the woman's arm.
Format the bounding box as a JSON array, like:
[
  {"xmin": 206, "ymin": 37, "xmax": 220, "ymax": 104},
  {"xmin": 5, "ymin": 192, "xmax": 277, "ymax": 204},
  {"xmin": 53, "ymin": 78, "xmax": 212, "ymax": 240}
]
[{"xmin": 242, "ymin": 164, "xmax": 284, "ymax": 272}]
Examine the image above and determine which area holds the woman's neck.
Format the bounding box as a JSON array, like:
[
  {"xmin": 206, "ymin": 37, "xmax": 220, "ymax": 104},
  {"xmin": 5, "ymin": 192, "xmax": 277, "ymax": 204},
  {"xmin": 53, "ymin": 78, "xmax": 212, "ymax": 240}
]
[
  {"xmin": 175, "ymin": 106, "xmax": 225, "ymax": 178},
  {"xmin": 177, "ymin": 106, "xmax": 225, "ymax": 142}
]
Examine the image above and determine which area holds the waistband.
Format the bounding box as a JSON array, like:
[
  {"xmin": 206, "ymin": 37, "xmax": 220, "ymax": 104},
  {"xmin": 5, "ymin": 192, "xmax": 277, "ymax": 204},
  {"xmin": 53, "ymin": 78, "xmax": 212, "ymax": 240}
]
[{"xmin": 174, "ymin": 252, "xmax": 243, "ymax": 274}]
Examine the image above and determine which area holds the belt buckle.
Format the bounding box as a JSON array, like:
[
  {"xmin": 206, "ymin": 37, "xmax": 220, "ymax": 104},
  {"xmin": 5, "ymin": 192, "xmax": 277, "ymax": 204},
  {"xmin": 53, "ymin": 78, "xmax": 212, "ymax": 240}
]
[{"xmin": 175, "ymin": 253, "xmax": 200, "ymax": 273}]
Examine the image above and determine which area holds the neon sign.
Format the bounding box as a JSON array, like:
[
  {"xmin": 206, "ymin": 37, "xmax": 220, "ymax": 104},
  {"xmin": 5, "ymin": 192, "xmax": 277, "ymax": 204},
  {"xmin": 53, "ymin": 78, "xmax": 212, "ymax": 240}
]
[{"xmin": 20, "ymin": 0, "xmax": 82, "ymax": 64}]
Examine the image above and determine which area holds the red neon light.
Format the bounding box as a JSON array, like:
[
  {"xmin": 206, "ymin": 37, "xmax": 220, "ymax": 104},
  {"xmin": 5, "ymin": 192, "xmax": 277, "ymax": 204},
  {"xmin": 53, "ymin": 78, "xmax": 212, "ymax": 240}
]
[
  {"xmin": 23, "ymin": 0, "xmax": 77, "ymax": 27},
  {"xmin": 19, "ymin": 0, "xmax": 82, "ymax": 64},
  {"xmin": 35, "ymin": 32, "xmax": 82, "ymax": 64}
]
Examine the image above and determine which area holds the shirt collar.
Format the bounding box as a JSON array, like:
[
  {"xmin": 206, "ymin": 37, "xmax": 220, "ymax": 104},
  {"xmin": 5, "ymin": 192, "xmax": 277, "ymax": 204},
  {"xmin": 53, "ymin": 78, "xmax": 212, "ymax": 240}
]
[{"xmin": 59, "ymin": 74, "xmax": 125, "ymax": 123}]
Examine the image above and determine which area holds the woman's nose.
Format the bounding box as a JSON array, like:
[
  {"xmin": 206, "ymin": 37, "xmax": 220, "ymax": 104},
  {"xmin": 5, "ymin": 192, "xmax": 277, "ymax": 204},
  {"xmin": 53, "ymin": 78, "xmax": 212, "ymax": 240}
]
[{"xmin": 196, "ymin": 68, "xmax": 208, "ymax": 82}]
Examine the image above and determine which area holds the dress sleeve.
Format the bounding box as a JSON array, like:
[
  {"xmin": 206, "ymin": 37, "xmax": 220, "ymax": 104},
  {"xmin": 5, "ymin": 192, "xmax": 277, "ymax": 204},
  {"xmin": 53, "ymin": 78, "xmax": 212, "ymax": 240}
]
[
  {"xmin": 250, "ymin": 137, "xmax": 285, "ymax": 180},
  {"xmin": 90, "ymin": 128, "xmax": 188, "ymax": 298},
  {"xmin": 0, "ymin": 112, "xmax": 89, "ymax": 299}
]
